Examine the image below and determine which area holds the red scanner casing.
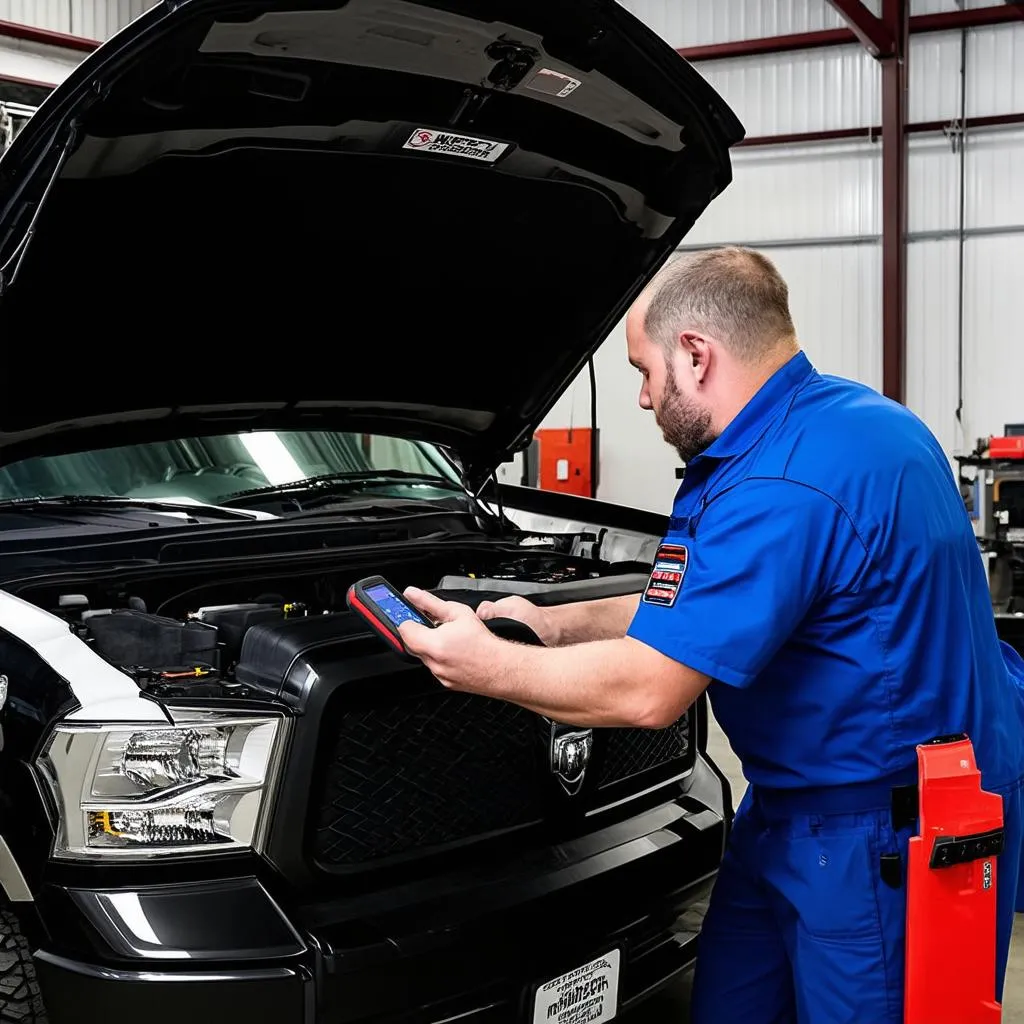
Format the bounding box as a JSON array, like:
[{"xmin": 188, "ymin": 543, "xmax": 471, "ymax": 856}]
[{"xmin": 345, "ymin": 576, "xmax": 434, "ymax": 658}]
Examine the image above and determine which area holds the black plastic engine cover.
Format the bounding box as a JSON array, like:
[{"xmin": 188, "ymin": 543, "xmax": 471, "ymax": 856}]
[{"xmin": 86, "ymin": 609, "xmax": 218, "ymax": 670}]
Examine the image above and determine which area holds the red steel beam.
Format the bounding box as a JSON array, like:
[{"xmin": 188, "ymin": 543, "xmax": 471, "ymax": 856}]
[
  {"xmin": 826, "ymin": 0, "xmax": 894, "ymax": 57},
  {"xmin": 737, "ymin": 126, "xmax": 877, "ymax": 147},
  {"xmin": 0, "ymin": 18, "xmax": 99, "ymax": 53},
  {"xmin": 677, "ymin": 5, "xmax": 1020, "ymax": 61},
  {"xmin": 737, "ymin": 112, "xmax": 1024, "ymax": 148},
  {"xmin": 909, "ymin": 111, "xmax": 1024, "ymax": 134},
  {"xmin": 914, "ymin": 5, "xmax": 1024, "ymax": 30},
  {"xmin": 0, "ymin": 70, "xmax": 57, "ymax": 90},
  {"xmin": 679, "ymin": 28, "xmax": 854, "ymax": 62},
  {"xmin": 880, "ymin": 0, "xmax": 909, "ymax": 404}
]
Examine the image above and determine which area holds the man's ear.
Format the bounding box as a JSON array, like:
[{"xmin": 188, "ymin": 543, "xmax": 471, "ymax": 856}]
[{"xmin": 679, "ymin": 331, "xmax": 712, "ymax": 385}]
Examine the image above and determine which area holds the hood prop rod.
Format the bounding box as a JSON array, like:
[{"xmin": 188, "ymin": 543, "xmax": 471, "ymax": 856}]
[{"xmin": 0, "ymin": 121, "xmax": 79, "ymax": 299}]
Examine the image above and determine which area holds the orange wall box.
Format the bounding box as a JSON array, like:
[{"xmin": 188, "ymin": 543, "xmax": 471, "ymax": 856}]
[{"xmin": 534, "ymin": 428, "xmax": 598, "ymax": 498}]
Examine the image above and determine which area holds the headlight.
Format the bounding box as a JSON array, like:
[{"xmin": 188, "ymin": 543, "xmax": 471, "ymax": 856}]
[{"xmin": 36, "ymin": 709, "xmax": 288, "ymax": 860}]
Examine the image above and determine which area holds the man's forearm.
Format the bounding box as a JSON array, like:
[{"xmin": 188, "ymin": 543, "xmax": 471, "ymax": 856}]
[
  {"xmin": 546, "ymin": 593, "xmax": 640, "ymax": 645},
  {"xmin": 486, "ymin": 635, "xmax": 708, "ymax": 728},
  {"xmin": 397, "ymin": 587, "xmax": 711, "ymax": 729}
]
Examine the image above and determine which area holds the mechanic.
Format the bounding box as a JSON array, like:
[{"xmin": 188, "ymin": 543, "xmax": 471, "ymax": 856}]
[{"xmin": 398, "ymin": 246, "xmax": 1024, "ymax": 1023}]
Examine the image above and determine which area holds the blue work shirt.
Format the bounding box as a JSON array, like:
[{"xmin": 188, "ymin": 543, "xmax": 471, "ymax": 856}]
[{"xmin": 627, "ymin": 350, "xmax": 1024, "ymax": 791}]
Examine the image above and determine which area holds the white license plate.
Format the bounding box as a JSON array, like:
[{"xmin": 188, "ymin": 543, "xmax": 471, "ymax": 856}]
[{"xmin": 531, "ymin": 949, "xmax": 621, "ymax": 1024}]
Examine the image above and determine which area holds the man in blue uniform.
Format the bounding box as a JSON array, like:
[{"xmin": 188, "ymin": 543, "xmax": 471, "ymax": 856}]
[{"xmin": 398, "ymin": 246, "xmax": 1024, "ymax": 1022}]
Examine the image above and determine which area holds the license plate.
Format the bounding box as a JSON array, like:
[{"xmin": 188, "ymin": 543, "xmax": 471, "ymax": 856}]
[{"xmin": 531, "ymin": 949, "xmax": 621, "ymax": 1024}]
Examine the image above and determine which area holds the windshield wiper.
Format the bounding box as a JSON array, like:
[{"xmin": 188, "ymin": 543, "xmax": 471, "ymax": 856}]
[
  {"xmin": 0, "ymin": 495, "xmax": 259, "ymax": 521},
  {"xmin": 222, "ymin": 470, "xmax": 466, "ymax": 505}
]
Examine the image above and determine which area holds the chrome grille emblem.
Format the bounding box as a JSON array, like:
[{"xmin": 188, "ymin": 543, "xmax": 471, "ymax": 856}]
[{"xmin": 549, "ymin": 725, "xmax": 593, "ymax": 796}]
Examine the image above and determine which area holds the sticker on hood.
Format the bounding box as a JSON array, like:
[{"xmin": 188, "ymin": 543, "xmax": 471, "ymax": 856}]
[
  {"xmin": 526, "ymin": 68, "xmax": 582, "ymax": 99},
  {"xmin": 402, "ymin": 128, "xmax": 509, "ymax": 162}
]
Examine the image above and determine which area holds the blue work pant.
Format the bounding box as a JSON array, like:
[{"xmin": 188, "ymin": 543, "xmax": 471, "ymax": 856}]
[{"xmin": 691, "ymin": 777, "xmax": 1024, "ymax": 1024}]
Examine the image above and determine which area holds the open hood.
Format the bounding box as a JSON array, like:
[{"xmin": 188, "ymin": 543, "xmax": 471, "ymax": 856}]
[{"xmin": 0, "ymin": 0, "xmax": 743, "ymax": 488}]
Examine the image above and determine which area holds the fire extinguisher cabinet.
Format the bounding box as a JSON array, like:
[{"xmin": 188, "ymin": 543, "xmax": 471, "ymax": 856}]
[{"xmin": 534, "ymin": 428, "xmax": 598, "ymax": 498}]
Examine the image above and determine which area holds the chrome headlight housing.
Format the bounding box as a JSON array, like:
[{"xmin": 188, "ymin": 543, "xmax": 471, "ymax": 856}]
[{"xmin": 36, "ymin": 708, "xmax": 289, "ymax": 860}]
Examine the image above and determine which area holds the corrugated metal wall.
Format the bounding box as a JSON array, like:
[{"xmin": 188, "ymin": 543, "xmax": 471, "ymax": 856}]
[
  {"xmin": 516, "ymin": 0, "xmax": 1024, "ymax": 511},
  {"xmin": 0, "ymin": 0, "xmax": 154, "ymax": 40},
  {"xmin": 0, "ymin": 0, "xmax": 1019, "ymax": 511},
  {"xmin": 618, "ymin": 0, "xmax": 855, "ymax": 45},
  {"xmin": 0, "ymin": 0, "xmax": 158, "ymax": 86}
]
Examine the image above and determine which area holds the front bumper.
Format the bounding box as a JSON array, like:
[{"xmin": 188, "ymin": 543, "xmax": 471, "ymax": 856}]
[{"xmin": 32, "ymin": 757, "xmax": 727, "ymax": 1024}]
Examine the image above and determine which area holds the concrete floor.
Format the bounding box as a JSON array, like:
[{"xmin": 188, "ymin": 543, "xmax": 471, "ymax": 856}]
[{"xmin": 622, "ymin": 715, "xmax": 1024, "ymax": 1022}]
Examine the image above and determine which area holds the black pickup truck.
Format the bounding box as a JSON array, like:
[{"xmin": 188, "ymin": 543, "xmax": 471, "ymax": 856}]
[{"xmin": 0, "ymin": 1, "xmax": 744, "ymax": 1021}]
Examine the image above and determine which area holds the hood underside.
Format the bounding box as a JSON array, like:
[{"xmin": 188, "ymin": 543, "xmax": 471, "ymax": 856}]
[{"xmin": 0, "ymin": 0, "xmax": 742, "ymax": 486}]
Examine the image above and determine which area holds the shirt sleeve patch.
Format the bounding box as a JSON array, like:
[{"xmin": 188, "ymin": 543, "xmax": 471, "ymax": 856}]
[{"xmin": 641, "ymin": 543, "xmax": 688, "ymax": 607}]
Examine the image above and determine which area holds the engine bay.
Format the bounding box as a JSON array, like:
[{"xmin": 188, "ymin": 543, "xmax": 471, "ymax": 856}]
[{"xmin": 34, "ymin": 546, "xmax": 650, "ymax": 699}]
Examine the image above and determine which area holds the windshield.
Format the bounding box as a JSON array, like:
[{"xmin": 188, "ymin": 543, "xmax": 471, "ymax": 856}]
[{"xmin": 0, "ymin": 430, "xmax": 461, "ymax": 506}]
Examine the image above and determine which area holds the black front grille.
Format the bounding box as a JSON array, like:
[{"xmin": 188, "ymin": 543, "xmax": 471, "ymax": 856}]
[
  {"xmin": 311, "ymin": 693, "xmax": 692, "ymax": 870},
  {"xmin": 312, "ymin": 692, "xmax": 548, "ymax": 867},
  {"xmin": 597, "ymin": 716, "xmax": 690, "ymax": 788}
]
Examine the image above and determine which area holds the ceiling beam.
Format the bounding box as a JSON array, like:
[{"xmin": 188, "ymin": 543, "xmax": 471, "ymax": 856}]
[
  {"xmin": 677, "ymin": 6, "xmax": 1020, "ymax": 62},
  {"xmin": 825, "ymin": 0, "xmax": 895, "ymax": 56}
]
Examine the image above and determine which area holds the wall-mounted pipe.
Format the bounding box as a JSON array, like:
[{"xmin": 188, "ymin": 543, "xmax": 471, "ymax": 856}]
[{"xmin": 954, "ymin": 20, "xmax": 969, "ymax": 433}]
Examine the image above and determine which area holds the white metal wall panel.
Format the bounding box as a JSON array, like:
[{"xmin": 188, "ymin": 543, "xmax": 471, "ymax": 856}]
[
  {"xmin": 909, "ymin": 31, "xmax": 963, "ymax": 123},
  {"xmin": 769, "ymin": 244, "xmax": 883, "ymax": 391},
  {"xmin": 966, "ymin": 128, "xmax": 1024, "ymax": 230},
  {"xmin": 911, "ymin": 0, "xmax": 1005, "ymax": 11},
  {"xmin": 962, "ymin": 235, "xmax": 1024, "ymax": 444},
  {"xmin": 74, "ymin": 1, "xmax": 154, "ymax": 42},
  {"xmin": 687, "ymin": 27, "xmax": 1022, "ymax": 134},
  {"xmin": 0, "ymin": 0, "xmax": 154, "ymax": 40},
  {"xmin": 906, "ymin": 239, "xmax": 1024, "ymax": 454},
  {"xmin": 624, "ymin": 0, "xmax": 849, "ymax": 49},
  {"xmin": 683, "ymin": 142, "xmax": 881, "ymax": 244},
  {"xmin": 968, "ymin": 24, "xmax": 1024, "ymax": 118},
  {"xmin": 693, "ymin": 46, "xmax": 879, "ymax": 136},
  {"xmin": 906, "ymin": 239, "xmax": 966, "ymax": 456},
  {"xmin": 0, "ymin": 35, "xmax": 78, "ymax": 84},
  {"xmin": 908, "ymin": 135, "xmax": 960, "ymax": 233},
  {"xmin": 909, "ymin": 25, "xmax": 1024, "ymax": 121},
  {"xmin": 0, "ymin": 0, "xmax": 67, "ymax": 35}
]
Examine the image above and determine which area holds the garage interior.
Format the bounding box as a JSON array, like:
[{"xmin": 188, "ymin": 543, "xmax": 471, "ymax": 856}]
[{"xmin": 0, "ymin": 0, "xmax": 1022, "ymax": 1019}]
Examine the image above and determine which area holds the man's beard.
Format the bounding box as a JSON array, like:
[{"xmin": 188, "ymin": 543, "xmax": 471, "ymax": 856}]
[{"xmin": 656, "ymin": 370, "xmax": 715, "ymax": 464}]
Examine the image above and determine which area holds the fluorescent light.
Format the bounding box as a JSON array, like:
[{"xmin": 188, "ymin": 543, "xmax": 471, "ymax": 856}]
[{"xmin": 238, "ymin": 432, "xmax": 304, "ymax": 485}]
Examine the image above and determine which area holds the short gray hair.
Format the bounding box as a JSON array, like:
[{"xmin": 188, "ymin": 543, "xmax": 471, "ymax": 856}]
[{"xmin": 643, "ymin": 246, "xmax": 796, "ymax": 362}]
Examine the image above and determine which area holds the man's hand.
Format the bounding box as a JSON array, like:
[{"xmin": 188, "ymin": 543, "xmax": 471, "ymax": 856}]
[
  {"xmin": 476, "ymin": 595, "xmax": 558, "ymax": 645},
  {"xmin": 398, "ymin": 587, "xmax": 504, "ymax": 692}
]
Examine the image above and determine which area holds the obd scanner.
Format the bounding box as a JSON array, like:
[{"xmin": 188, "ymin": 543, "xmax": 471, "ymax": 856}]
[{"xmin": 345, "ymin": 576, "xmax": 436, "ymax": 659}]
